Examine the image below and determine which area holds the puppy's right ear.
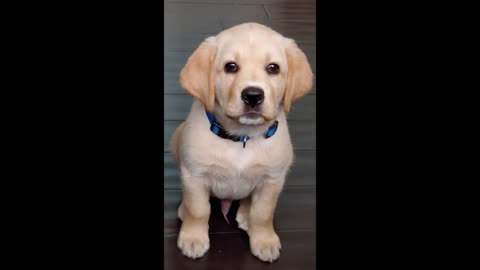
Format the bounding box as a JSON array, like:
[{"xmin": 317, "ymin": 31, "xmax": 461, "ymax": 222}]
[{"xmin": 179, "ymin": 36, "xmax": 217, "ymax": 112}]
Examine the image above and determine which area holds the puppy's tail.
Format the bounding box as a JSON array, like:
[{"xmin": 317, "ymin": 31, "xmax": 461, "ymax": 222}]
[{"xmin": 171, "ymin": 122, "xmax": 185, "ymax": 164}]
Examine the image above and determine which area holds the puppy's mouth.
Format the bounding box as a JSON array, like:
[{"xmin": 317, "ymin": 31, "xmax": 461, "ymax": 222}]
[
  {"xmin": 238, "ymin": 112, "xmax": 265, "ymax": 125},
  {"xmin": 225, "ymin": 112, "xmax": 267, "ymax": 125},
  {"xmin": 225, "ymin": 107, "xmax": 275, "ymax": 126}
]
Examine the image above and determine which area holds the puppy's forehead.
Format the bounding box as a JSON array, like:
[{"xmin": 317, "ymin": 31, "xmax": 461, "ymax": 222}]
[{"xmin": 215, "ymin": 23, "xmax": 287, "ymax": 61}]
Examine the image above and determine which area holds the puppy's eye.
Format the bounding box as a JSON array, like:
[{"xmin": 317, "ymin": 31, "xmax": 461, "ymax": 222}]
[
  {"xmin": 224, "ymin": 62, "xmax": 239, "ymax": 73},
  {"xmin": 266, "ymin": 63, "xmax": 280, "ymax": 74}
]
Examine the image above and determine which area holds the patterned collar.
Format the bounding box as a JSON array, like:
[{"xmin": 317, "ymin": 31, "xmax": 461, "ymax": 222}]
[{"xmin": 205, "ymin": 110, "xmax": 279, "ymax": 148}]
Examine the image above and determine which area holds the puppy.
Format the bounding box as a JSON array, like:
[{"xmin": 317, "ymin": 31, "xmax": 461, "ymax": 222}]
[{"xmin": 171, "ymin": 22, "xmax": 313, "ymax": 262}]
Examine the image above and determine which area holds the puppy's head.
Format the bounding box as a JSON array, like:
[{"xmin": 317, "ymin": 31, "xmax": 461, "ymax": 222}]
[{"xmin": 180, "ymin": 23, "xmax": 313, "ymax": 129}]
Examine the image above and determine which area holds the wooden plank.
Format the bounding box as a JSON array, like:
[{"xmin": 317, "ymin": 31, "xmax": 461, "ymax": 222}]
[
  {"xmin": 167, "ymin": 0, "xmax": 239, "ymax": 3},
  {"xmin": 274, "ymin": 187, "xmax": 316, "ymax": 231},
  {"xmin": 165, "ymin": 2, "xmax": 269, "ymax": 53},
  {"xmin": 164, "ymin": 17, "xmax": 221, "ymax": 38},
  {"xmin": 164, "ymin": 230, "xmax": 316, "ymax": 270},
  {"xmin": 164, "ymin": 153, "xmax": 179, "ymax": 189},
  {"xmin": 264, "ymin": 2, "xmax": 316, "ymax": 22},
  {"xmin": 164, "ymin": 72, "xmax": 183, "ymax": 95},
  {"xmin": 165, "ymin": 150, "xmax": 316, "ymax": 189},
  {"xmin": 164, "ymin": 94, "xmax": 316, "ymax": 121},
  {"xmin": 289, "ymin": 120, "xmax": 317, "ymax": 150},
  {"xmin": 164, "ymin": 52, "xmax": 190, "ymax": 74},
  {"xmin": 165, "ymin": 2, "xmax": 268, "ymax": 22},
  {"xmin": 164, "ymin": 3, "xmax": 316, "ymax": 55},
  {"xmin": 167, "ymin": 0, "xmax": 316, "ymax": 4},
  {"xmin": 164, "ymin": 187, "xmax": 316, "ymax": 235},
  {"xmin": 164, "ymin": 3, "xmax": 224, "ymax": 34},
  {"xmin": 164, "ymin": 94, "xmax": 194, "ymax": 120},
  {"xmin": 286, "ymin": 94, "xmax": 317, "ymax": 121},
  {"xmin": 287, "ymin": 150, "xmax": 316, "ymax": 186},
  {"xmin": 165, "ymin": 33, "xmax": 216, "ymax": 53},
  {"xmin": 164, "ymin": 189, "xmax": 183, "ymax": 235},
  {"xmin": 164, "ymin": 121, "xmax": 179, "ymax": 154}
]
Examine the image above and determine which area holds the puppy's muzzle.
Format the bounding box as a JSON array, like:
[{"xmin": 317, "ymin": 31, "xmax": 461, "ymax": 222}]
[{"xmin": 241, "ymin": 87, "xmax": 264, "ymax": 108}]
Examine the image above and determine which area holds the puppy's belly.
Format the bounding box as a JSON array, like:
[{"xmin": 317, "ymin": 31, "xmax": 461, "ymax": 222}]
[
  {"xmin": 202, "ymin": 165, "xmax": 260, "ymax": 200},
  {"xmin": 210, "ymin": 177, "xmax": 256, "ymax": 200}
]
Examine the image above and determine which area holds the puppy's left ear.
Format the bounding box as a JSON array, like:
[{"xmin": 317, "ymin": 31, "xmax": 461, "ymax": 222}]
[
  {"xmin": 180, "ymin": 36, "xmax": 217, "ymax": 112},
  {"xmin": 283, "ymin": 41, "xmax": 313, "ymax": 112}
]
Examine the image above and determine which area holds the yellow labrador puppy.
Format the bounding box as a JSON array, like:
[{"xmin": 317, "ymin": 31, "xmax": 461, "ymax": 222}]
[{"xmin": 171, "ymin": 22, "xmax": 313, "ymax": 262}]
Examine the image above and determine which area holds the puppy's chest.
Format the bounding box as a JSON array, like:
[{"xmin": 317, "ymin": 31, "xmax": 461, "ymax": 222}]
[
  {"xmin": 194, "ymin": 143, "xmax": 282, "ymax": 199},
  {"xmin": 202, "ymin": 146, "xmax": 272, "ymax": 180}
]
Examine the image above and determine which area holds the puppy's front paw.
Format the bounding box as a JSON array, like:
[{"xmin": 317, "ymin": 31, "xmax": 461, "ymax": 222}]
[
  {"xmin": 250, "ymin": 231, "xmax": 281, "ymax": 263},
  {"xmin": 177, "ymin": 231, "xmax": 210, "ymax": 259}
]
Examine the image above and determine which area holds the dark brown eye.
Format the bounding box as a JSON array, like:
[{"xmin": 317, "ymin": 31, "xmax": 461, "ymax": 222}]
[
  {"xmin": 266, "ymin": 63, "xmax": 280, "ymax": 74},
  {"xmin": 224, "ymin": 62, "xmax": 238, "ymax": 73}
]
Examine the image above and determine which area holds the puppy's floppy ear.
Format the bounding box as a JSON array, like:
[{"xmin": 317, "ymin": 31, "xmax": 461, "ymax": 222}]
[
  {"xmin": 180, "ymin": 36, "xmax": 217, "ymax": 112},
  {"xmin": 283, "ymin": 41, "xmax": 313, "ymax": 112}
]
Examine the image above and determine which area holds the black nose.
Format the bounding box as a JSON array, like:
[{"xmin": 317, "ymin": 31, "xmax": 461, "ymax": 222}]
[{"xmin": 241, "ymin": 87, "xmax": 264, "ymax": 107}]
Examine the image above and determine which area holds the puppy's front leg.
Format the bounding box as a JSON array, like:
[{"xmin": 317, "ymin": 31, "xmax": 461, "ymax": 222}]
[
  {"xmin": 249, "ymin": 181, "xmax": 283, "ymax": 263},
  {"xmin": 177, "ymin": 174, "xmax": 211, "ymax": 259}
]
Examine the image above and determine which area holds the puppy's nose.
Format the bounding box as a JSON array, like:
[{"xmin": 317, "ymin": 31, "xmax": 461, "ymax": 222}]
[{"xmin": 241, "ymin": 87, "xmax": 264, "ymax": 107}]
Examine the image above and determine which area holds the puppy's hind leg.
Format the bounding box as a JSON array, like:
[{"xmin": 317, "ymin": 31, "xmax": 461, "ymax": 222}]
[
  {"xmin": 170, "ymin": 122, "xmax": 185, "ymax": 164},
  {"xmin": 178, "ymin": 201, "xmax": 184, "ymax": 221},
  {"xmin": 236, "ymin": 195, "xmax": 251, "ymax": 233}
]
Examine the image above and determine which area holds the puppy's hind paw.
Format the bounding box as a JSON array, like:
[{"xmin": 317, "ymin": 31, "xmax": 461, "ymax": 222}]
[{"xmin": 235, "ymin": 211, "xmax": 249, "ymax": 232}]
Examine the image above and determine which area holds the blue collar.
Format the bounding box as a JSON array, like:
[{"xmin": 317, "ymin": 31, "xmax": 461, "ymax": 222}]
[{"xmin": 205, "ymin": 110, "xmax": 279, "ymax": 148}]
